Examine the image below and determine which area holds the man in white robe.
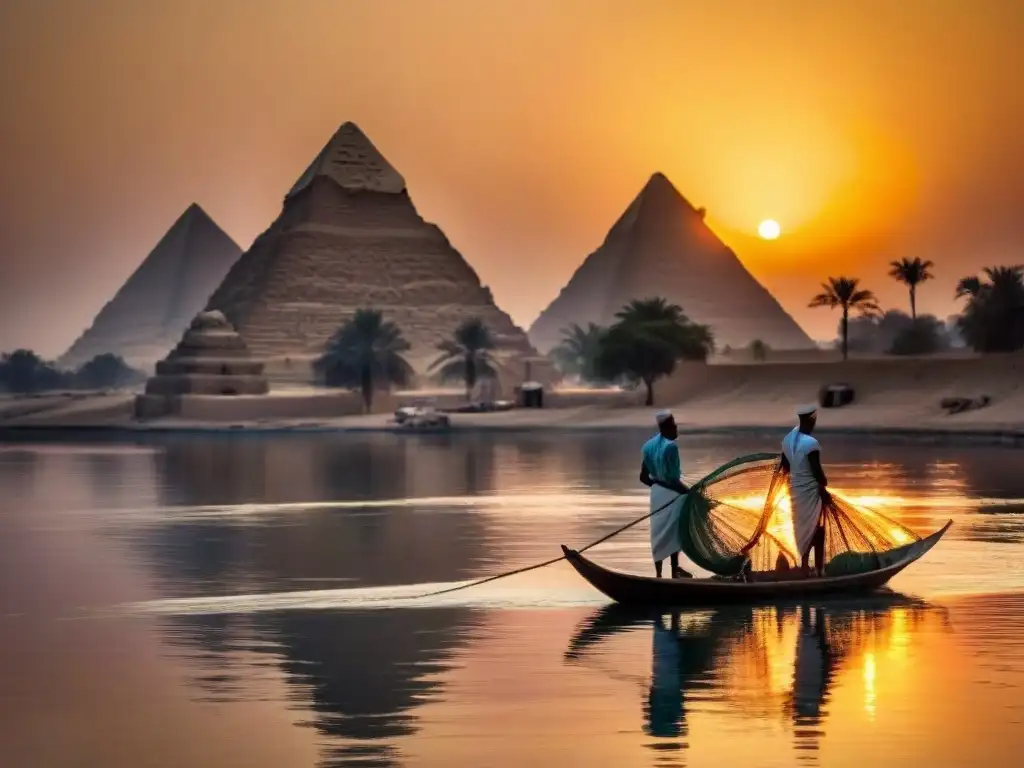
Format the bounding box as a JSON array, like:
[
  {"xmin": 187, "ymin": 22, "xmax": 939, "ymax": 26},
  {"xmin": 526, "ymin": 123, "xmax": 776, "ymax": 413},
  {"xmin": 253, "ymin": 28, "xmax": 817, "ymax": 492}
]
[
  {"xmin": 781, "ymin": 405, "xmax": 831, "ymax": 576},
  {"xmin": 640, "ymin": 410, "xmax": 692, "ymax": 578}
]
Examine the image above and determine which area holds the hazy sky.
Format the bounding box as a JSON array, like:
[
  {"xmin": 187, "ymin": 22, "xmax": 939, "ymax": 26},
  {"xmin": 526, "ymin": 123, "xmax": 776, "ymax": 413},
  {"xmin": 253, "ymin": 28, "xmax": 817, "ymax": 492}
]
[{"xmin": 2, "ymin": 0, "xmax": 1023, "ymax": 356}]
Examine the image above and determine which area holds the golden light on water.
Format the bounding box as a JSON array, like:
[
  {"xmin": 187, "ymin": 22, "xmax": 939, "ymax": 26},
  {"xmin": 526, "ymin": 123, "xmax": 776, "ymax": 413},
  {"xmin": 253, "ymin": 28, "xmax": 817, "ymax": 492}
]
[
  {"xmin": 863, "ymin": 652, "xmax": 878, "ymax": 721},
  {"xmin": 710, "ymin": 602, "xmax": 925, "ymax": 733}
]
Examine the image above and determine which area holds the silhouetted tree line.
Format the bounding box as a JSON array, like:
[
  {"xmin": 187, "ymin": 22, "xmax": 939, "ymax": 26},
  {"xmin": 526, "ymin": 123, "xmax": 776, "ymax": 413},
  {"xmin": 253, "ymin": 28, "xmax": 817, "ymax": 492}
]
[
  {"xmin": 810, "ymin": 258, "xmax": 1024, "ymax": 359},
  {"xmin": 0, "ymin": 350, "xmax": 146, "ymax": 394},
  {"xmin": 547, "ymin": 257, "xmax": 1023, "ymax": 395},
  {"xmin": 843, "ymin": 311, "xmax": 952, "ymax": 356}
]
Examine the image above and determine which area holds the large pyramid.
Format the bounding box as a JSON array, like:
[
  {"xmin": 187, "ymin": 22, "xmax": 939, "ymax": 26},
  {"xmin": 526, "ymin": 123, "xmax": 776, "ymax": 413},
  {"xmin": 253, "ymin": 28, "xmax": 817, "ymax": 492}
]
[
  {"xmin": 60, "ymin": 204, "xmax": 242, "ymax": 370},
  {"xmin": 205, "ymin": 122, "xmax": 534, "ymax": 375},
  {"xmin": 528, "ymin": 173, "xmax": 815, "ymax": 353}
]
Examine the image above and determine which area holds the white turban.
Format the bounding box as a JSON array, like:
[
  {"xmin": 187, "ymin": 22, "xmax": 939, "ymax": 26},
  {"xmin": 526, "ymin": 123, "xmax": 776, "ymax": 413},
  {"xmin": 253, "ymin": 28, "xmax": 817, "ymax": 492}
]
[
  {"xmin": 796, "ymin": 404, "xmax": 818, "ymax": 417},
  {"xmin": 655, "ymin": 410, "xmax": 674, "ymax": 425}
]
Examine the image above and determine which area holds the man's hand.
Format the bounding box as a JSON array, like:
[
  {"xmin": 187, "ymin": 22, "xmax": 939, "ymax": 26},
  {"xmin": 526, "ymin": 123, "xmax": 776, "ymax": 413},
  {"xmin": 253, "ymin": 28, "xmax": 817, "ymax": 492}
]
[
  {"xmin": 639, "ymin": 463, "xmax": 654, "ymax": 487},
  {"xmin": 820, "ymin": 487, "xmax": 833, "ymax": 506},
  {"xmin": 659, "ymin": 478, "xmax": 688, "ymax": 494}
]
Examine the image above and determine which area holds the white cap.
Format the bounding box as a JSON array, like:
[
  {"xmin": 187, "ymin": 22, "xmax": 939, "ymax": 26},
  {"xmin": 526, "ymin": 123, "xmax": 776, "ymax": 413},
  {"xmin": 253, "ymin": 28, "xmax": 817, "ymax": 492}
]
[
  {"xmin": 796, "ymin": 404, "xmax": 818, "ymax": 417},
  {"xmin": 655, "ymin": 410, "xmax": 674, "ymax": 425}
]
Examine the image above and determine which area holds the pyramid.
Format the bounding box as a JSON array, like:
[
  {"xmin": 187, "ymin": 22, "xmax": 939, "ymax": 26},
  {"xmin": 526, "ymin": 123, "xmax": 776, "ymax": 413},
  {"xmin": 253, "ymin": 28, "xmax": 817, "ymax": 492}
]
[
  {"xmin": 528, "ymin": 173, "xmax": 815, "ymax": 353},
  {"xmin": 60, "ymin": 204, "xmax": 242, "ymax": 370},
  {"xmin": 205, "ymin": 121, "xmax": 535, "ymax": 373}
]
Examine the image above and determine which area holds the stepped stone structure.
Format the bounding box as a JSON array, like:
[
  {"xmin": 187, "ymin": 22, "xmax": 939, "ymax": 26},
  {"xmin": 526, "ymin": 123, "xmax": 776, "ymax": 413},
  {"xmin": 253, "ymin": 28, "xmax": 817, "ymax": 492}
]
[
  {"xmin": 134, "ymin": 310, "xmax": 268, "ymax": 419},
  {"xmin": 528, "ymin": 173, "xmax": 815, "ymax": 354},
  {"xmin": 205, "ymin": 121, "xmax": 536, "ymax": 376},
  {"xmin": 61, "ymin": 204, "xmax": 242, "ymax": 370}
]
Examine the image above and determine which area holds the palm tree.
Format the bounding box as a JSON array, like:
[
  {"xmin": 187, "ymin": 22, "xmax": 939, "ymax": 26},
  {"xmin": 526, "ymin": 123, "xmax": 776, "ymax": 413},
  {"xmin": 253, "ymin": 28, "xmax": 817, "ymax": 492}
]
[
  {"xmin": 988, "ymin": 265, "xmax": 1024, "ymax": 294},
  {"xmin": 595, "ymin": 297, "xmax": 715, "ymax": 406},
  {"xmin": 314, "ymin": 309, "xmax": 413, "ymax": 411},
  {"xmin": 614, "ymin": 297, "xmax": 686, "ymax": 325},
  {"xmin": 955, "ymin": 275, "xmax": 982, "ymax": 299},
  {"xmin": 888, "ymin": 257, "xmax": 934, "ymax": 319},
  {"xmin": 955, "ymin": 266, "xmax": 1024, "ymax": 352},
  {"xmin": 430, "ymin": 317, "xmax": 498, "ymax": 399},
  {"xmin": 552, "ymin": 322, "xmax": 605, "ymax": 382},
  {"xmin": 809, "ymin": 277, "xmax": 881, "ymax": 361}
]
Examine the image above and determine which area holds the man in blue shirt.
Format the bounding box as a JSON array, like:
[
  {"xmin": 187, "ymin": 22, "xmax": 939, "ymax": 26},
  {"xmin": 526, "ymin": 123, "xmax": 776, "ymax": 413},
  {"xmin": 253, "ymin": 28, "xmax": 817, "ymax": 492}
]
[{"xmin": 640, "ymin": 410, "xmax": 692, "ymax": 578}]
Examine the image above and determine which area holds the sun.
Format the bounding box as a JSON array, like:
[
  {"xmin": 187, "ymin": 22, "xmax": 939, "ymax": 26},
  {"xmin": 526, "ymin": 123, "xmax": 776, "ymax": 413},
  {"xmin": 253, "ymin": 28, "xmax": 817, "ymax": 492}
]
[{"xmin": 758, "ymin": 219, "xmax": 781, "ymax": 240}]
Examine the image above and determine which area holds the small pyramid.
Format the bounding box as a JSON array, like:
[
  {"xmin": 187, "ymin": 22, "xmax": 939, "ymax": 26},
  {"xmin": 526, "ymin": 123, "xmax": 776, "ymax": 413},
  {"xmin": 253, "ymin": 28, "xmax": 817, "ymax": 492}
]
[
  {"xmin": 528, "ymin": 173, "xmax": 814, "ymax": 353},
  {"xmin": 60, "ymin": 204, "xmax": 242, "ymax": 370},
  {"xmin": 134, "ymin": 310, "xmax": 270, "ymax": 420},
  {"xmin": 205, "ymin": 121, "xmax": 535, "ymax": 373}
]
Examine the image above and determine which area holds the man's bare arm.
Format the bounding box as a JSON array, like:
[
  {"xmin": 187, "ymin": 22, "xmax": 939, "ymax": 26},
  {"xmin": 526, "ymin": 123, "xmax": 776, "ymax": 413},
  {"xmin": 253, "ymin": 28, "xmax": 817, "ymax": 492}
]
[{"xmin": 808, "ymin": 450, "xmax": 829, "ymax": 490}]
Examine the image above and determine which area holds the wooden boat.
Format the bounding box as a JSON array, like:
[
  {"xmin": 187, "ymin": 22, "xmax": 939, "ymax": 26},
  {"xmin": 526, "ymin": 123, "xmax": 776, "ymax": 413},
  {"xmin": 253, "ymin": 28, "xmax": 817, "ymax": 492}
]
[{"xmin": 561, "ymin": 519, "xmax": 952, "ymax": 607}]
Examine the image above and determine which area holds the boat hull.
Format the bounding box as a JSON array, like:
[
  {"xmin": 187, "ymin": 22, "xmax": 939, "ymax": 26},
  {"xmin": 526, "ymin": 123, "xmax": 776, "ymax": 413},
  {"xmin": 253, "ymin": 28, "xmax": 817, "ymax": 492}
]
[{"xmin": 561, "ymin": 520, "xmax": 951, "ymax": 607}]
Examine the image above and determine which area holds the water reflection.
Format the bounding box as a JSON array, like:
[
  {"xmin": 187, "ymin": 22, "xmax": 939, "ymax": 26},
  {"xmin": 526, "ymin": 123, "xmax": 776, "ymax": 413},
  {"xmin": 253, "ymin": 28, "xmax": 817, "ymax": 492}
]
[
  {"xmin": 4, "ymin": 433, "xmax": 1024, "ymax": 766},
  {"xmin": 163, "ymin": 608, "xmax": 484, "ymax": 767},
  {"xmin": 565, "ymin": 596, "xmax": 950, "ymax": 765},
  {"xmin": 140, "ymin": 437, "xmax": 507, "ymax": 598}
]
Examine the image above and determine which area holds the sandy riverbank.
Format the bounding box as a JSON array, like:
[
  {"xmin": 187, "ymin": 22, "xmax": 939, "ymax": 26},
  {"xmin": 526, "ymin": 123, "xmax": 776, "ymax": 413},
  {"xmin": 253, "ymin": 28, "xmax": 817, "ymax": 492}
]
[{"xmin": 1, "ymin": 354, "xmax": 1022, "ymax": 443}]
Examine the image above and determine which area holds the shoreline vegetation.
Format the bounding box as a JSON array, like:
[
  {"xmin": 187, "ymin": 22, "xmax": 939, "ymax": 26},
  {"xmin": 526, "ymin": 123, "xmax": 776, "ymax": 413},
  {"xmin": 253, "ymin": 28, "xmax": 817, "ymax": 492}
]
[
  {"xmin": 3, "ymin": 262, "xmax": 1021, "ymax": 445},
  {"xmin": 1, "ymin": 350, "xmax": 1022, "ymax": 446}
]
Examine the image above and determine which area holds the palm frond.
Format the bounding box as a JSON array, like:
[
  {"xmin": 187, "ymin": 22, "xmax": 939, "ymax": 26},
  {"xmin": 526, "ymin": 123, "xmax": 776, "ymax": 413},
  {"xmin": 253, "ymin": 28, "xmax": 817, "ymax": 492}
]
[
  {"xmin": 315, "ymin": 308, "xmax": 412, "ymax": 390},
  {"xmin": 433, "ymin": 359, "xmax": 471, "ymax": 384}
]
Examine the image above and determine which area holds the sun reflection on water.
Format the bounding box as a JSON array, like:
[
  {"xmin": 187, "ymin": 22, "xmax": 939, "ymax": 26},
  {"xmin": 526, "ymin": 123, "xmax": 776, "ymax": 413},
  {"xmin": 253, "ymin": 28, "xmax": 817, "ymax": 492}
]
[
  {"xmin": 563, "ymin": 597, "xmax": 951, "ymax": 767},
  {"xmin": 863, "ymin": 652, "xmax": 878, "ymax": 721}
]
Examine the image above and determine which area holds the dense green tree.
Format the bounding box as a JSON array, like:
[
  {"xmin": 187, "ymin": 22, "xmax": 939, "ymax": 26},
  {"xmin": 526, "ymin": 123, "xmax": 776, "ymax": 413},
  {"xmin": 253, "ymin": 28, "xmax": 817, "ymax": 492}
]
[{"xmin": 595, "ymin": 297, "xmax": 714, "ymax": 406}]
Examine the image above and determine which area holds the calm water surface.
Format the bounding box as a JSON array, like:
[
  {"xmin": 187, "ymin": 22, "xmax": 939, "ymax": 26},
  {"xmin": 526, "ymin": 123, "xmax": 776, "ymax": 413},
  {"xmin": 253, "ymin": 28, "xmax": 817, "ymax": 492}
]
[{"xmin": 2, "ymin": 431, "xmax": 1024, "ymax": 767}]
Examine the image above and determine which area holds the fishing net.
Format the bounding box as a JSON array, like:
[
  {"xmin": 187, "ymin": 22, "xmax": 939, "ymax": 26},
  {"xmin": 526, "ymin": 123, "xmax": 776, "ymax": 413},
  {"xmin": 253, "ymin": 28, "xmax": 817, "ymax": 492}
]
[
  {"xmin": 677, "ymin": 453, "xmax": 922, "ymax": 577},
  {"xmin": 818, "ymin": 492, "xmax": 921, "ymax": 577},
  {"xmin": 677, "ymin": 453, "xmax": 792, "ymax": 575}
]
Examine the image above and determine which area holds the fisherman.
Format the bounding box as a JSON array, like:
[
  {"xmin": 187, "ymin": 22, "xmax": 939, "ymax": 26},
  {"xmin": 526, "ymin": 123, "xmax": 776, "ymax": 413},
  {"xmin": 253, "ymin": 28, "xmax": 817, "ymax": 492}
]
[
  {"xmin": 640, "ymin": 410, "xmax": 692, "ymax": 579},
  {"xmin": 780, "ymin": 404, "xmax": 831, "ymax": 576}
]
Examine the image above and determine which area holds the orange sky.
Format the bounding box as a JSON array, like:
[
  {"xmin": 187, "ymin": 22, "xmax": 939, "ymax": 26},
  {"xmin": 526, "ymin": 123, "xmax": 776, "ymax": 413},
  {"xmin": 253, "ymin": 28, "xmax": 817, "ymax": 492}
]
[{"xmin": 2, "ymin": 0, "xmax": 1023, "ymax": 356}]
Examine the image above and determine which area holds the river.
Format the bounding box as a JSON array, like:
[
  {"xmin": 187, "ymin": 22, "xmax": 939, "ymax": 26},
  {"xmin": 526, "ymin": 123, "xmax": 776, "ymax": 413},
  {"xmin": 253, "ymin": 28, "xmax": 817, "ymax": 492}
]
[{"xmin": 1, "ymin": 431, "xmax": 1022, "ymax": 766}]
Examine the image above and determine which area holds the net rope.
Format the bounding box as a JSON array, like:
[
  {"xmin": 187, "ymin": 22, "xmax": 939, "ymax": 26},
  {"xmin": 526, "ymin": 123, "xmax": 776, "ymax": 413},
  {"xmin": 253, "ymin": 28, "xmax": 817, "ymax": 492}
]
[{"xmin": 681, "ymin": 452, "xmax": 922, "ymax": 576}]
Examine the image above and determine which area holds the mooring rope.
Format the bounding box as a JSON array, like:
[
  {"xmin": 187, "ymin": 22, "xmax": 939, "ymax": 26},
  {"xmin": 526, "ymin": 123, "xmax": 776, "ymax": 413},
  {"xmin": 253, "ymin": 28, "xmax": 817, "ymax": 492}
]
[{"xmin": 404, "ymin": 483, "xmax": 692, "ymax": 601}]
